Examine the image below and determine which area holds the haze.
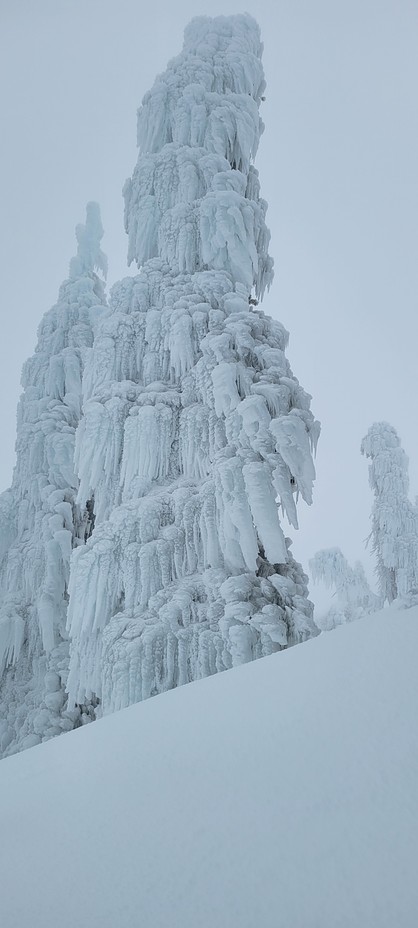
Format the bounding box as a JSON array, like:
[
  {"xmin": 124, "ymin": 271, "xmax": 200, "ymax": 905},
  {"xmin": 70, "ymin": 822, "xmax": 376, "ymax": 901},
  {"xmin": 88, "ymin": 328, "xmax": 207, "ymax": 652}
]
[{"xmin": 1, "ymin": 0, "xmax": 416, "ymax": 603}]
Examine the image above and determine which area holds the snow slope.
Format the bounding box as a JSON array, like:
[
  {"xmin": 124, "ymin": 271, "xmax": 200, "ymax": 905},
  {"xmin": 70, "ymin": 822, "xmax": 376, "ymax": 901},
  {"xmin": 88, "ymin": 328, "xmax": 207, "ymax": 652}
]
[{"xmin": 0, "ymin": 604, "xmax": 417, "ymax": 928}]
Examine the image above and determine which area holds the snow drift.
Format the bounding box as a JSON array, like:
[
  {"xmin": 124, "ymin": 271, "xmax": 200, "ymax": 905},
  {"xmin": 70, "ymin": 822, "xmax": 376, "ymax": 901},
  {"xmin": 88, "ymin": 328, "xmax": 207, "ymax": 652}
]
[{"xmin": 0, "ymin": 603, "xmax": 417, "ymax": 928}]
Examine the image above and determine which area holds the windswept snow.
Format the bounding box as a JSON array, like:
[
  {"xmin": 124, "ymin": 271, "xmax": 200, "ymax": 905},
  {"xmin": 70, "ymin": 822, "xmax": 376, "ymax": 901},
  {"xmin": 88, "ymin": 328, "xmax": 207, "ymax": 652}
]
[{"xmin": 0, "ymin": 604, "xmax": 417, "ymax": 928}]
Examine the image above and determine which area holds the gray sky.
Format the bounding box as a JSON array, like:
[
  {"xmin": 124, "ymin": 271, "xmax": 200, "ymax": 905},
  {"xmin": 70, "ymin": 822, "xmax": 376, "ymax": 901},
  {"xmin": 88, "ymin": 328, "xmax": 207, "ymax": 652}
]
[{"xmin": 1, "ymin": 0, "xmax": 417, "ymax": 603}]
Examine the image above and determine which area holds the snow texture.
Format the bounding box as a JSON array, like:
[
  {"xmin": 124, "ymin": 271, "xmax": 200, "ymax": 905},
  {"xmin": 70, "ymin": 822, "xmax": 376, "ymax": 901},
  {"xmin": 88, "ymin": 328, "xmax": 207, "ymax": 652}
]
[
  {"xmin": 310, "ymin": 547, "xmax": 379, "ymax": 630},
  {"xmin": 66, "ymin": 14, "xmax": 319, "ymax": 717},
  {"xmin": 0, "ymin": 204, "xmax": 107, "ymax": 757},
  {"xmin": 361, "ymin": 422, "xmax": 418, "ymax": 604},
  {"xmin": 1, "ymin": 603, "xmax": 417, "ymax": 928}
]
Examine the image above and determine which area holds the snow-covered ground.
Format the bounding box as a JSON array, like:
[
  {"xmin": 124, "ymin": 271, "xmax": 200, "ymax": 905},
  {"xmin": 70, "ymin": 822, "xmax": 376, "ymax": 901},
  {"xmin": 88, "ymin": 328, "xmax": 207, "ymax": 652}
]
[{"xmin": 1, "ymin": 603, "xmax": 417, "ymax": 928}]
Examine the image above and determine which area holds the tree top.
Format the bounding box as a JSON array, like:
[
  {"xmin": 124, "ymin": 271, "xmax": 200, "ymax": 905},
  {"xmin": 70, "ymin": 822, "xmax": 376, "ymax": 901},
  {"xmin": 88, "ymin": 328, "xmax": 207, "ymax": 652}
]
[{"xmin": 69, "ymin": 202, "xmax": 107, "ymax": 281}]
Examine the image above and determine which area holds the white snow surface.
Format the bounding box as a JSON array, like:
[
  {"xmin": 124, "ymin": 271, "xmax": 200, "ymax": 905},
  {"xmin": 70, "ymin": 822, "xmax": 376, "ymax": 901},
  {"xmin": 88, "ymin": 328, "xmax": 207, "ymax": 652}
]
[{"xmin": 0, "ymin": 603, "xmax": 417, "ymax": 928}]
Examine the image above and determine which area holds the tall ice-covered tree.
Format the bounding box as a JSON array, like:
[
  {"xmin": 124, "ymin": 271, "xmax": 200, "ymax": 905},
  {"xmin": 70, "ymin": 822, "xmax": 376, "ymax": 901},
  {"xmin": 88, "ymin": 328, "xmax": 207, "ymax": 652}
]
[
  {"xmin": 361, "ymin": 422, "xmax": 418, "ymax": 603},
  {"xmin": 0, "ymin": 204, "xmax": 107, "ymax": 757},
  {"xmin": 66, "ymin": 14, "xmax": 320, "ymax": 716}
]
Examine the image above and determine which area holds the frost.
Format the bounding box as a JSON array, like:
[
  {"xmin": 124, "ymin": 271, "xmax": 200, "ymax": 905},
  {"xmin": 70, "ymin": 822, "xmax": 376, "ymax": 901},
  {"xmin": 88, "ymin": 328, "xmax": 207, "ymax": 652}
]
[
  {"xmin": 0, "ymin": 612, "xmax": 25, "ymax": 676},
  {"xmin": 64, "ymin": 14, "xmax": 319, "ymax": 717},
  {"xmin": 1, "ymin": 16, "xmax": 319, "ymax": 753},
  {"xmin": 310, "ymin": 548, "xmax": 379, "ymax": 630},
  {"xmin": 69, "ymin": 201, "xmax": 108, "ymax": 284},
  {"xmin": 125, "ymin": 15, "xmax": 272, "ymax": 301},
  {"xmin": 361, "ymin": 422, "xmax": 418, "ymax": 604},
  {"xmin": 0, "ymin": 205, "xmax": 107, "ymax": 757}
]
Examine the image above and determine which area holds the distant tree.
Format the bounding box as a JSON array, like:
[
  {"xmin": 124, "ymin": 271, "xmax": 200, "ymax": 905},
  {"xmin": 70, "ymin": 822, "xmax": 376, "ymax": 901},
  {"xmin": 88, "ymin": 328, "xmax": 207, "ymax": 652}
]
[
  {"xmin": 361, "ymin": 422, "xmax": 418, "ymax": 603},
  {"xmin": 310, "ymin": 547, "xmax": 378, "ymax": 630}
]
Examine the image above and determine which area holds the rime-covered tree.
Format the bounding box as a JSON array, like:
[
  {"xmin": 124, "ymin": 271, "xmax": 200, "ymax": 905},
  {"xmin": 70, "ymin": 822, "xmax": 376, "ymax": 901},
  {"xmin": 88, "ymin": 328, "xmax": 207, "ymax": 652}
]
[
  {"xmin": 310, "ymin": 548, "xmax": 378, "ymax": 630},
  {"xmin": 66, "ymin": 15, "xmax": 320, "ymax": 716},
  {"xmin": 361, "ymin": 422, "xmax": 418, "ymax": 604},
  {"xmin": 0, "ymin": 203, "xmax": 107, "ymax": 757}
]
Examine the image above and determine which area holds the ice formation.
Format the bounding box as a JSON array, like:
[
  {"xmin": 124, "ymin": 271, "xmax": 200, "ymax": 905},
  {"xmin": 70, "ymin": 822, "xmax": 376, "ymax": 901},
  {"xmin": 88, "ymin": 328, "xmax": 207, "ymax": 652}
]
[
  {"xmin": 361, "ymin": 422, "xmax": 418, "ymax": 603},
  {"xmin": 310, "ymin": 548, "xmax": 378, "ymax": 630},
  {"xmin": 0, "ymin": 16, "xmax": 320, "ymax": 755},
  {"xmin": 66, "ymin": 14, "xmax": 320, "ymax": 716},
  {"xmin": 0, "ymin": 203, "xmax": 107, "ymax": 756}
]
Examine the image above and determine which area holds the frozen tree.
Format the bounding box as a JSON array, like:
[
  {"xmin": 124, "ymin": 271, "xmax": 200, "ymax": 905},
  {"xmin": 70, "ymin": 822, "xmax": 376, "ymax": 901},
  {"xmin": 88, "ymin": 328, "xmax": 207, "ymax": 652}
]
[
  {"xmin": 66, "ymin": 14, "xmax": 320, "ymax": 717},
  {"xmin": 310, "ymin": 548, "xmax": 378, "ymax": 630},
  {"xmin": 0, "ymin": 204, "xmax": 107, "ymax": 757},
  {"xmin": 361, "ymin": 422, "xmax": 418, "ymax": 604}
]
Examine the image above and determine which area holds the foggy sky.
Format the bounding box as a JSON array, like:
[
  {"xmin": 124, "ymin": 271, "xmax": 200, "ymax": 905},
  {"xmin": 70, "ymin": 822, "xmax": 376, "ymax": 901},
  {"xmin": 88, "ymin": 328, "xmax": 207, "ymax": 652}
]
[{"xmin": 1, "ymin": 0, "xmax": 417, "ymax": 605}]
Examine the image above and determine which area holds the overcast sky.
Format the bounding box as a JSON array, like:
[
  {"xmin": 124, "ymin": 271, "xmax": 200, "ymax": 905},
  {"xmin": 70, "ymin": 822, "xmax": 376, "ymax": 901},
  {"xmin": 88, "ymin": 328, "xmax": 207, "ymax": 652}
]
[{"xmin": 1, "ymin": 0, "xmax": 417, "ymax": 604}]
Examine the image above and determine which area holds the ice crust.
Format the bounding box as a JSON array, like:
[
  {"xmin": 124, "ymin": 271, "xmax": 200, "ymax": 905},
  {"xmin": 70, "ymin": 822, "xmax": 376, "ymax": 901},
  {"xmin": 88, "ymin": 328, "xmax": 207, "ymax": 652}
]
[{"xmin": 0, "ymin": 16, "xmax": 319, "ymax": 754}]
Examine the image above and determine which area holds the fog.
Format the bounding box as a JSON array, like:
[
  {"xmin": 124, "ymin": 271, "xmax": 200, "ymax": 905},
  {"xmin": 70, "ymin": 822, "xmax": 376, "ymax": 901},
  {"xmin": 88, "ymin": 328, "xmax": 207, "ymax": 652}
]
[{"xmin": 1, "ymin": 0, "xmax": 417, "ymax": 604}]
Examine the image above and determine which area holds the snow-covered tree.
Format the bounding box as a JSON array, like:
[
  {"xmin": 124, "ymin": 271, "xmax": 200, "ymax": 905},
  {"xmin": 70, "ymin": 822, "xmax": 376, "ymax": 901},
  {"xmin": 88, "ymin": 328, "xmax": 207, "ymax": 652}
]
[
  {"xmin": 361, "ymin": 422, "xmax": 418, "ymax": 604},
  {"xmin": 0, "ymin": 203, "xmax": 107, "ymax": 757},
  {"xmin": 310, "ymin": 548, "xmax": 378, "ymax": 630},
  {"xmin": 66, "ymin": 15, "xmax": 320, "ymax": 717}
]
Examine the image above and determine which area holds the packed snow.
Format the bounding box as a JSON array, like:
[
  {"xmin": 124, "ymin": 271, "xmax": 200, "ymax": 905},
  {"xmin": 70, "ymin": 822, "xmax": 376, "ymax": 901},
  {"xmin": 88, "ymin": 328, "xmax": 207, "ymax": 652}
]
[{"xmin": 0, "ymin": 603, "xmax": 417, "ymax": 928}]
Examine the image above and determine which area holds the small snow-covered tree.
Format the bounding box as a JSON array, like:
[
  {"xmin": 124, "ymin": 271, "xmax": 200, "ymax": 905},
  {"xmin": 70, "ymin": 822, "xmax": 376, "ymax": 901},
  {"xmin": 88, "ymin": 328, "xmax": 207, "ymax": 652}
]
[
  {"xmin": 310, "ymin": 548, "xmax": 378, "ymax": 630},
  {"xmin": 0, "ymin": 203, "xmax": 107, "ymax": 757},
  {"xmin": 66, "ymin": 15, "xmax": 320, "ymax": 717},
  {"xmin": 361, "ymin": 422, "xmax": 418, "ymax": 604}
]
